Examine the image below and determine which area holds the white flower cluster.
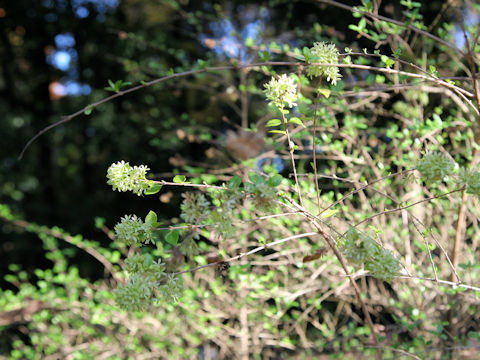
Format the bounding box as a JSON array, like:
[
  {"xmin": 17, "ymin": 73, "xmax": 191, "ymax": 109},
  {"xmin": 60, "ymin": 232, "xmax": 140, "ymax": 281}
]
[
  {"xmin": 264, "ymin": 74, "xmax": 298, "ymax": 109},
  {"xmin": 107, "ymin": 160, "xmax": 150, "ymax": 196},
  {"xmin": 307, "ymin": 42, "xmax": 342, "ymax": 85}
]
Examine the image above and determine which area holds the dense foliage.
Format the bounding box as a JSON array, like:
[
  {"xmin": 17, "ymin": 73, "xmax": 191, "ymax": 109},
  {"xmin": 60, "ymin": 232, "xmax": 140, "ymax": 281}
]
[{"xmin": 2, "ymin": 1, "xmax": 480, "ymax": 359}]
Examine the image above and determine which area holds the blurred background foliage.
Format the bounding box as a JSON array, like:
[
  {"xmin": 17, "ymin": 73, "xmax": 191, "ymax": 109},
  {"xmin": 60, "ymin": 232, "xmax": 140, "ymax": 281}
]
[{"xmin": 1, "ymin": 0, "xmax": 480, "ymax": 359}]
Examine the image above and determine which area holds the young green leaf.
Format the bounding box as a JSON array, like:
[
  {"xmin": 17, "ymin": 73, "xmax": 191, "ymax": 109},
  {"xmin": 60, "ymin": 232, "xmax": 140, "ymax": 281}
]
[
  {"xmin": 165, "ymin": 230, "xmax": 179, "ymax": 245},
  {"xmin": 266, "ymin": 119, "xmax": 282, "ymax": 127},
  {"xmin": 228, "ymin": 175, "xmax": 242, "ymax": 188},
  {"xmin": 245, "ymin": 37, "xmax": 255, "ymax": 47},
  {"xmin": 248, "ymin": 172, "xmax": 262, "ymax": 184},
  {"xmin": 289, "ymin": 117, "xmax": 306, "ymax": 128},
  {"xmin": 258, "ymin": 50, "xmax": 270, "ymax": 62},
  {"xmin": 317, "ymin": 88, "xmax": 331, "ymax": 98},
  {"xmin": 173, "ymin": 175, "xmax": 187, "ymax": 183},
  {"xmin": 321, "ymin": 209, "xmax": 338, "ymax": 218},
  {"xmin": 84, "ymin": 105, "xmax": 93, "ymax": 115},
  {"xmin": 145, "ymin": 211, "xmax": 158, "ymax": 226},
  {"xmin": 267, "ymin": 174, "xmax": 283, "ymax": 187},
  {"xmin": 145, "ymin": 183, "xmax": 162, "ymax": 195}
]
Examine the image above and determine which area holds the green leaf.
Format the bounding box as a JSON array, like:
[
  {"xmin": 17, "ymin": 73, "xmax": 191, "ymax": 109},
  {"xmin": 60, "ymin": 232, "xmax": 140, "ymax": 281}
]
[
  {"xmin": 322, "ymin": 209, "xmax": 339, "ymax": 218},
  {"xmin": 259, "ymin": 50, "xmax": 270, "ymax": 62},
  {"xmin": 380, "ymin": 55, "xmax": 395, "ymax": 68},
  {"xmin": 269, "ymin": 41, "xmax": 279, "ymax": 50},
  {"xmin": 245, "ymin": 37, "xmax": 255, "ymax": 47},
  {"xmin": 358, "ymin": 18, "xmax": 367, "ymax": 30},
  {"xmin": 248, "ymin": 172, "xmax": 262, "ymax": 184},
  {"xmin": 266, "ymin": 119, "xmax": 282, "ymax": 127},
  {"xmin": 228, "ymin": 175, "xmax": 242, "ymax": 188},
  {"xmin": 165, "ymin": 231, "xmax": 179, "ymax": 245},
  {"xmin": 302, "ymin": 46, "xmax": 311, "ymax": 62},
  {"xmin": 145, "ymin": 183, "xmax": 162, "ymax": 195},
  {"xmin": 269, "ymin": 130, "xmax": 286, "ymax": 135},
  {"xmin": 173, "ymin": 175, "xmax": 187, "ymax": 183},
  {"xmin": 84, "ymin": 105, "xmax": 93, "ymax": 115},
  {"xmin": 267, "ymin": 174, "xmax": 283, "ymax": 187},
  {"xmin": 145, "ymin": 211, "xmax": 158, "ymax": 226},
  {"xmin": 94, "ymin": 217, "xmax": 106, "ymax": 229},
  {"xmin": 108, "ymin": 79, "xmax": 115, "ymax": 88},
  {"xmin": 143, "ymin": 253, "xmax": 153, "ymax": 267},
  {"xmin": 197, "ymin": 59, "xmax": 207, "ymax": 68},
  {"xmin": 289, "ymin": 117, "xmax": 306, "ymax": 128},
  {"xmin": 317, "ymin": 88, "xmax": 331, "ymax": 98}
]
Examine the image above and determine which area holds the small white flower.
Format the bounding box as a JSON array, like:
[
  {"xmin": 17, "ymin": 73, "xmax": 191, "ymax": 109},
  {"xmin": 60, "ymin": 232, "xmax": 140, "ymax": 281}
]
[{"xmin": 264, "ymin": 74, "xmax": 298, "ymax": 109}]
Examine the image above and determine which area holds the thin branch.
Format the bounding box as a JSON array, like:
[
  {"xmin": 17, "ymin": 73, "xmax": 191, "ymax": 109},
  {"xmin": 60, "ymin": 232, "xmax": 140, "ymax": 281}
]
[
  {"xmin": 312, "ymin": 87, "xmax": 323, "ymax": 214},
  {"xmin": 173, "ymin": 232, "xmax": 319, "ymax": 276},
  {"xmin": 366, "ymin": 345, "xmax": 422, "ymax": 360},
  {"xmin": 398, "ymin": 275, "xmax": 480, "ymax": 293},
  {"xmin": 282, "ymin": 112, "xmax": 304, "ymax": 207},
  {"xmin": 351, "ymin": 188, "xmax": 465, "ymax": 230},
  {"xmin": 19, "ymin": 60, "xmax": 475, "ymax": 159},
  {"xmin": 319, "ymin": 169, "xmax": 415, "ymax": 217},
  {"xmin": 6, "ymin": 218, "xmax": 119, "ymax": 284},
  {"xmin": 154, "ymin": 211, "xmax": 300, "ymax": 231},
  {"xmin": 282, "ymin": 195, "xmax": 383, "ymax": 360},
  {"xmin": 156, "ymin": 180, "xmax": 223, "ymax": 189},
  {"xmin": 316, "ymin": 0, "xmax": 465, "ymax": 56}
]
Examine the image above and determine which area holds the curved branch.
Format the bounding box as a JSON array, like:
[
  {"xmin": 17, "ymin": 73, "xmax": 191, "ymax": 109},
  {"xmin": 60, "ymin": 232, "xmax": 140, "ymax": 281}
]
[{"xmin": 19, "ymin": 61, "xmax": 474, "ymax": 160}]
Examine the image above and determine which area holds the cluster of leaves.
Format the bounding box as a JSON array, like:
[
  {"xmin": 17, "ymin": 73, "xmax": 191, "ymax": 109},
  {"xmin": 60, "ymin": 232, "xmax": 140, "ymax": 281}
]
[
  {"xmin": 111, "ymin": 209, "xmax": 184, "ymax": 312},
  {"xmin": 338, "ymin": 228, "xmax": 401, "ymax": 282},
  {"xmin": 416, "ymin": 151, "xmax": 456, "ymax": 183},
  {"xmin": 0, "ymin": 204, "xmax": 220, "ymax": 359},
  {"xmin": 416, "ymin": 152, "xmax": 480, "ymax": 198},
  {"xmin": 108, "ymin": 165, "xmax": 285, "ymax": 311}
]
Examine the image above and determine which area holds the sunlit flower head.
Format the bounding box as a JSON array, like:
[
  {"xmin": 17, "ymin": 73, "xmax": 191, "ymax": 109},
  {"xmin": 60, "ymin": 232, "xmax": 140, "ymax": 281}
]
[
  {"xmin": 306, "ymin": 42, "xmax": 342, "ymax": 85},
  {"xmin": 107, "ymin": 160, "xmax": 150, "ymax": 196},
  {"xmin": 264, "ymin": 74, "xmax": 298, "ymax": 109}
]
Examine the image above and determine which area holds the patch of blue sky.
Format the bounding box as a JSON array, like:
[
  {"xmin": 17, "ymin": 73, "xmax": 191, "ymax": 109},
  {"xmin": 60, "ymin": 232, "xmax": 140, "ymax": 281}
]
[
  {"xmin": 75, "ymin": 7, "xmax": 89, "ymax": 18},
  {"xmin": 453, "ymin": 6, "xmax": 479, "ymax": 49},
  {"xmin": 55, "ymin": 33, "xmax": 75, "ymax": 48},
  {"xmin": 256, "ymin": 156, "xmax": 284, "ymax": 173},
  {"xmin": 204, "ymin": 19, "xmax": 254, "ymax": 61},
  {"xmin": 64, "ymin": 81, "xmax": 92, "ymax": 95},
  {"xmin": 71, "ymin": 0, "xmax": 118, "ymax": 16},
  {"xmin": 49, "ymin": 50, "xmax": 72, "ymax": 71},
  {"xmin": 243, "ymin": 20, "xmax": 262, "ymax": 42},
  {"xmin": 201, "ymin": 6, "xmax": 271, "ymax": 62}
]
